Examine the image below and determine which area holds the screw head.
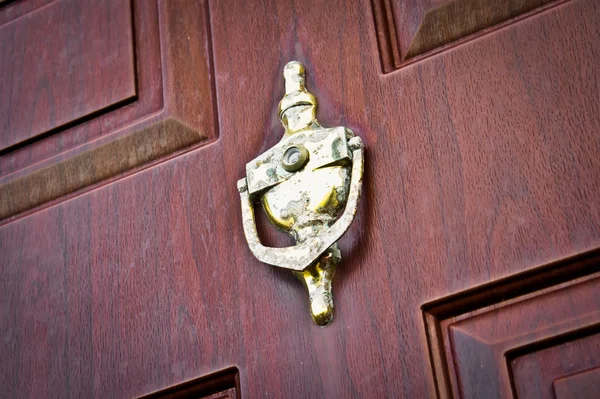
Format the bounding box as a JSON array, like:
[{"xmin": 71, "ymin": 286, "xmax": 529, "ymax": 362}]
[{"xmin": 282, "ymin": 145, "xmax": 309, "ymax": 172}]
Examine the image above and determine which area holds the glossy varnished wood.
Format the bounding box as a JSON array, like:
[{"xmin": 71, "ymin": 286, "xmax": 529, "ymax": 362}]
[
  {"xmin": 511, "ymin": 332, "xmax": 600, "ymax": 399},
  {"xmin": 0, "ymin": 0, "xmax": 136, "ymax": 151},
  {"xmin": 424, "ymin": 250, "xmax": 600, "ymax": 398},
  {"xmin": 0, "ymin": 119, "xmax": 204, "ymax": 220},
  {"xmin": 1, "ymin": 0, "xmax": 600, "ymax": 398},
  {"xmin": 553, "ymin": 367, "xmax": 600, "ymax": 398},
  {"xmin": 372, "ymin": 0, "xmax": 564, "ymax": 71},
  {"xmin": 138, "ymin": 367, "xmax": 239, "ymax": 399},
  {"xmin": 400, "ymin": 0, "xmax": 557, "ymax": 60},
  {"xmin": 0, "ymin": 0, "xmax": 217, "ymax": 222}
]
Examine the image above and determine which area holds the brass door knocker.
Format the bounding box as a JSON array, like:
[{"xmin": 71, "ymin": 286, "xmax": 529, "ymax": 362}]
[{"xmin": 237, "ymin": 61, "xmax": 364, "ymax": 326}]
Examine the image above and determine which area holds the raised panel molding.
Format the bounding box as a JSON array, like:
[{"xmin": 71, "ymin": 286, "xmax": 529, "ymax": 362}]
[
  {"xmin": 137, "ymin": 367, "xmax": 240, "ymax": 399},
  {"xmin": 372, "ymin": 0, "xmax": 566, "ymax": 72},
  {"xmin": 553, "ymin": 367, "xmax": 600, "ymax": 399},
  {"xmin": 0, "ymin": 0, "xmax": 136, "ymax": 151},
  {"xmin": 423, "ymin": 249, "xmax": 600, "ymax": 399},
  {"xmin": 511, "ymin": 333, "xmax": 600, "ymax": 398},
  {"xmin": 0, "ymin": 0, "xmax": 218, "ymax": 222}
]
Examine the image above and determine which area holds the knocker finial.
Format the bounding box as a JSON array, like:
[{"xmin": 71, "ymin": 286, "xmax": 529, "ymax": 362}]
[
  {"xmin": 278, "ymin": 61, "xmax": 318, "ymax": 135},
  {"xmin": 238, "ymin": 61, "xmax": 364, "ymax": 326}
]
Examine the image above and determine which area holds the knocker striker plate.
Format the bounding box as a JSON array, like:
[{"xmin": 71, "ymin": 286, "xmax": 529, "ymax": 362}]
[{"xmin": 237, "ymin": 61, "xmax": 364, "ymax": 326}]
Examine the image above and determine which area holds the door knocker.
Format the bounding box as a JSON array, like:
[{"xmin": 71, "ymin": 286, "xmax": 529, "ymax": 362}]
[{"xmin": 237, "ymin": 61, "xmax": 364, "ymax": 326}]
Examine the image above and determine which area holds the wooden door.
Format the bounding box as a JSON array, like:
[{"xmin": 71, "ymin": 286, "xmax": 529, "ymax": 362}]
[{"xmin": 1, "ymin": 0, "xmax": 599, "ymax": 398}]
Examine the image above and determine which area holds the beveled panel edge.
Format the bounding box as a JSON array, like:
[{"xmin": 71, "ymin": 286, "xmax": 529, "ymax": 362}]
[
  {"xmin": 0, "ymin": 0, "xmax": 220, "ymax": 222},
  {"xmin": 0, "ymin": 0, "xmax": 161, "ymax": 176},
  {"xmin": 505, "ymin": 323, "xmax": 600, "ymax": 399},
  {"xmin": 0, "ymin": 118, "xmax": 208, "ymax": 223},
  {"xmin": 0, "ymin": 0, "xmax": 138, "ymax": 152},
  {"xmin": 421, "ymin": 248, "xmax": 600, "ymax": 399},
  {"xmin": 136, "ymin": 366, "xmax": 240, "ymax": 399},
  {"xmin": 0, "ymin": 0, "xmax": 53, "ymax": 25},
  {"xmin": 372, "ymin": 0, "xmax": 570, "ymax": 74},
  {"xmin": 553, "ymin": 365, "xmax": 600, "ymax": 399},
  {"xmin": 0, "ymin": 0, "xmax": 221, "ymax": 179},
  {"xmin": 404, "ymin": 0, "xmax": 558, "ymax": 60}
]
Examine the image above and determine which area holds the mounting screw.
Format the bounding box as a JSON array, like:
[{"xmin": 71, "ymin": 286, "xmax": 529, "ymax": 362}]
[{"xmin": 282, "ymin": 145, "xmax": 309, "ymax": 172}]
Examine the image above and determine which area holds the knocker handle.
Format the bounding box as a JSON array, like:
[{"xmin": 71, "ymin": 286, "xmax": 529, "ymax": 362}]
[{"xmin": 238, "ymin": 136, "xmax": 364, "ymax": 271}]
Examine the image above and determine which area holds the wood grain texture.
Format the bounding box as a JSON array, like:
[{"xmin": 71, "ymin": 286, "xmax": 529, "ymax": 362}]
[
  {"xmin": 0, "ymin": 119, "xmax": 204, "ymax": 221},
  {"xmin": 403, "ymin": 0, "xmax": 558, "ymax": 59},
  {"xmin": 424, "ymin": 249, "xmax": 600, "ymax": 399},
  {"xmin": 448, "ymin": 274, "xmax": 599, "ymax": 399},
  {"xmin": 0, "ymin": 0, "xmax": 217, "ymax": 222},
  {"xmin": 0, "ymin": 0, "xmax": 136, "ymax": 151},
  {"xmin": 553, "ymin": 366, "xmax": 600, "ymax": 399},
  {"xmin": 511, "ymin": 333, "xmax": 600, "ymax": 399},
  {"xmin": 373, "ymin": 0, "xmax": 563, "ymax": 71},
  {"xmin": 1, "ymin": 0, "xmax": 600, "ymax": 398},
  {"xmin": 138, "ymin": 367, "xmax": 239, "ymax": 399}
]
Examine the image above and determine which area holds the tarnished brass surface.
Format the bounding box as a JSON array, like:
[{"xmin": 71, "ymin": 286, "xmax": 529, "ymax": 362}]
[{"xmin": 237, "ymin": 61, "xmax": 364, "ymax": 326}]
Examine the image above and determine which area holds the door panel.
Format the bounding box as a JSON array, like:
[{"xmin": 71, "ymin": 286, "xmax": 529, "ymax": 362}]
[
  {"xmin": 511, "ymin": 333, "xmax": 600, "ymax": 399},
  {"xmin": 372, "ymin": 0, "xmax": 564, "ymax": 70},
  {"xmin": 552, "ymin": 367, "xmax": 600, "ymax": 399},
  {"xmin": 1, "ymin": 0, "xmax": 599, "ymax": 398},
  {"xmin": 0, "ymin": 0, "xmax": 217, "ymax": 221},
  {"xmin": 0, "ymin": 0, "xmax": 136, "ymax": 151},
  {"xmin": 139, "ymin": 367, "xmax": 239, "ymax": 399},
  {"xmin": 425, "ymin": 250, "xmax": 600, "ymax": 398}
]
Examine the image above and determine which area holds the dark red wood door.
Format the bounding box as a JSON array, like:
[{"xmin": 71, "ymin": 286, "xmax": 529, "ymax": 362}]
[{"xmin": 1, "ymin": 0, "xmax": 599, "ymax": 398}]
